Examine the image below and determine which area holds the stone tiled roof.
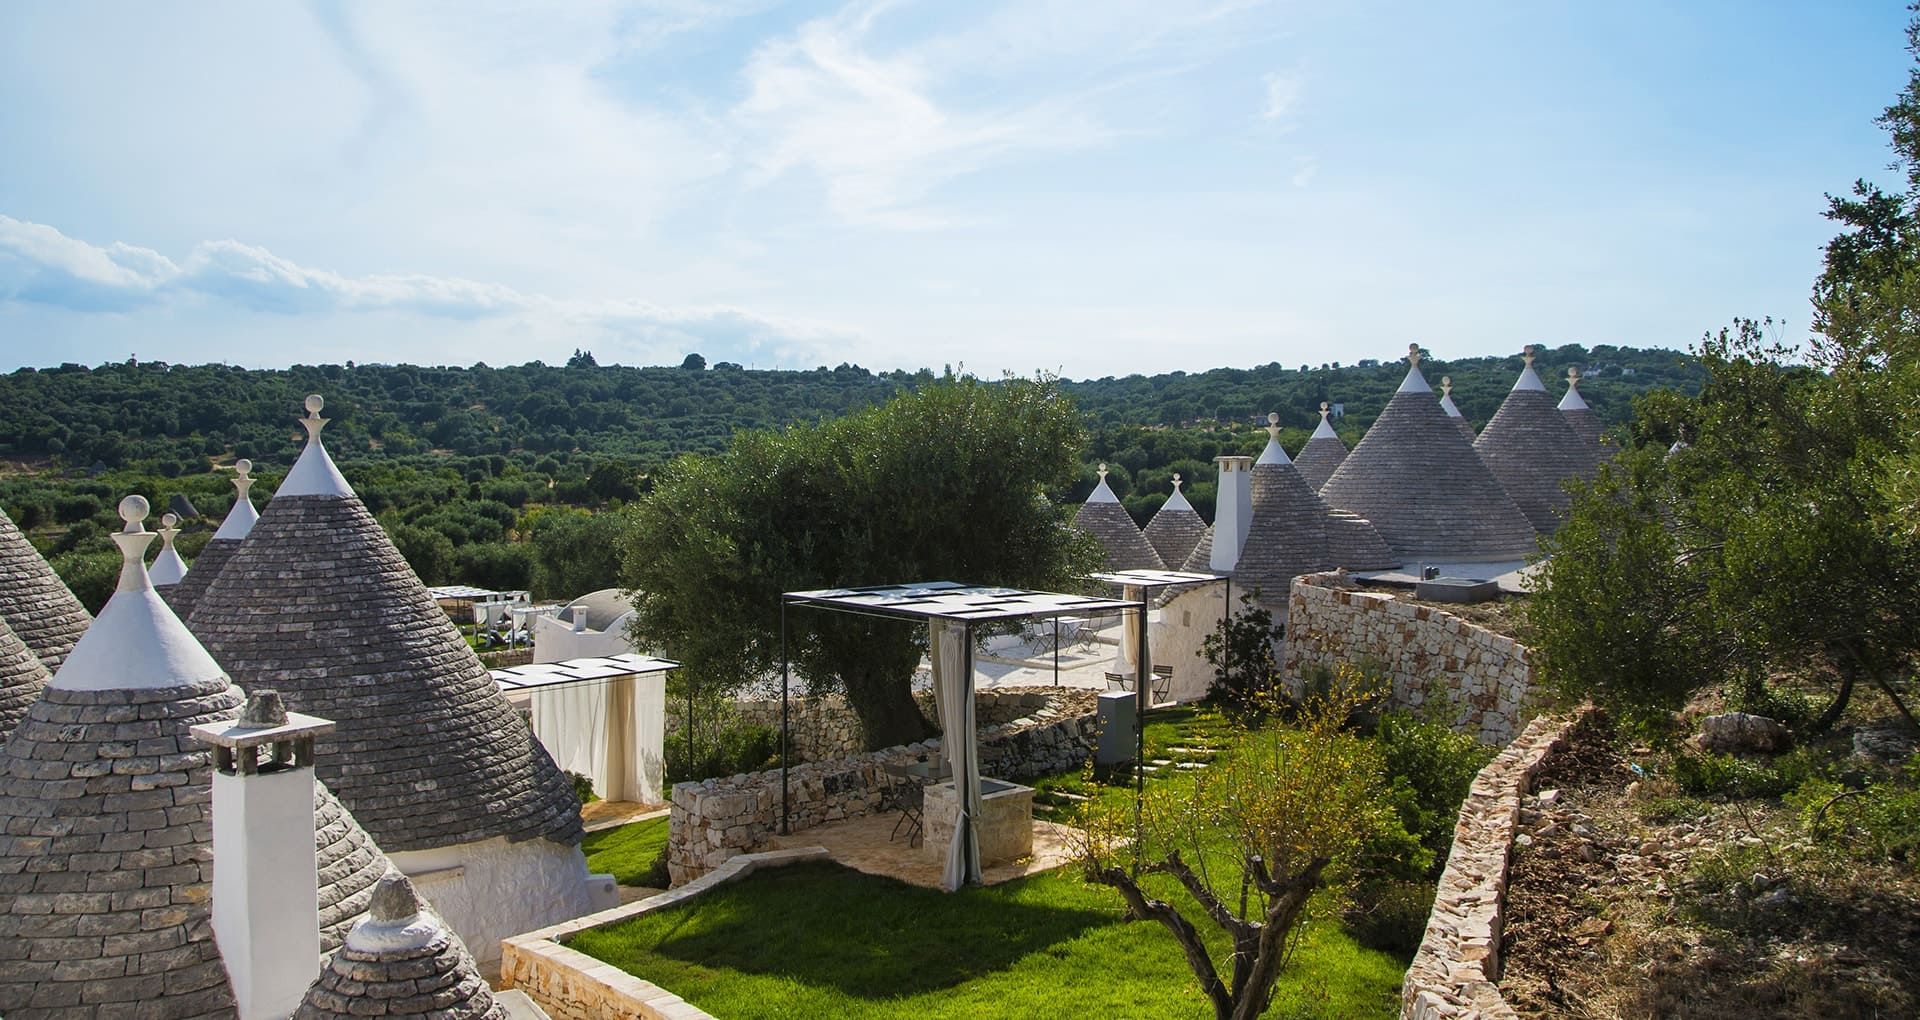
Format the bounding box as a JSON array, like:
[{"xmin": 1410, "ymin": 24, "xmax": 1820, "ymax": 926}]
[
  {"xmin": 0, "ymin": 613, "xmax": 51, "ymax": 745},
  {"xmin": 1557, "ymin": 369, "xmax": 1606, "ymax": 467},
  {"xmin": 0, "ymin": 508, "xmax": 91, "ymax": 674},
  {"xmin": 0, "ymin": 676, "xmax": 245, "ymax": 1019},
  {"xmin": 164, "ymin": 537, "xmax": 240, "ymax": 622},
  {"xmin": 295, "ymin": 873, "xmax": 506, "ymax": 1020},
  {"xmin": 1294, "ymin": 404, "xmax": 1349, "ymax": 493},
  {"xmin": 1319, "ymin": 350, "xmax": 1538, "ymax": 562},
  {"xmin": 1072, "ymin": 470, "xmax": 1165, "ymax": 573},
  {"xmin": 189, "ymin": 492, "xmax": 584, "ymax": 852},
  {"xmin": 1142, "ymin": 479, "xmax": 1207, "ymax": 573},
  {"xmin": 1178, "ymin": 464, "xmax": 1398, "ymax": 588},
  {"xmin": 1473, "ymin": 357, "xmax": 1598, "ymax": 533},
  {"xmin": 316, "ymin": 781, "xmax": 396, "ymax": 954},
  {"xmin": 1440, "ymin": 376, "xmax": 1477, "ymax": 443}
]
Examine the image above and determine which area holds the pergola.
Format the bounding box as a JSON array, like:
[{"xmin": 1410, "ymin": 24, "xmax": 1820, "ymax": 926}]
[
  {"xmin": 780, "ymin": 582, "xmax": 1143, "ymax": 889},
  {"xmin": 491, "ymin": 652, "xmax": 680, "ymax": 804}
]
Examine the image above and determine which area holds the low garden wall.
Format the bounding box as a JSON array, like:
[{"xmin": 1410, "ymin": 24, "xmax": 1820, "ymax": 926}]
[
  {"xmin": 666, "ymin": 687, "xmax": 1097, "ymax": 885},
  {"xmin": 1284, "ymin": 573, "xmax": 1535, "ymax": 744},
  {"xmin": 1400, "ymin": 709, "xmax": 1587, "ymax": 1020},
  {"xmin": 721, "ymin": 688, "xmax": 1084, "ymax": 764},
  {"xmin": 501, "ymin": 847, "xmax": 830, "ymax": 1020}
]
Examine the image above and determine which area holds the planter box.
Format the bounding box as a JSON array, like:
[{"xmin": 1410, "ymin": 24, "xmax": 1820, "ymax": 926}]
[{"xmin": 922, "ymin": 778, "xmax": 1035, "ymax": 867}]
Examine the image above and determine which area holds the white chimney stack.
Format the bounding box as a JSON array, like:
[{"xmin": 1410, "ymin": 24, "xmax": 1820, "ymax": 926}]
[
  {"xmin": 1211, "ymin": 455, "xmax": 1254, "ymax": 572},
  {"xmin": 192, "ymin": 691, "xmax": 336, "ymax": 1020}
]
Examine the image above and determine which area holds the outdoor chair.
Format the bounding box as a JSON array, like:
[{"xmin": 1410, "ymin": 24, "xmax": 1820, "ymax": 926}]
[
  {"xmin": 886, "ymin": 769, "xmax": 925, "ymax": 848},
  {"xmin": 1151, "ymin": 664, "xmax": 1173, "ymax": 705},
  {"xmin": 1105, "ymin": 671, "xmax": 1130, "ymax": 691}
]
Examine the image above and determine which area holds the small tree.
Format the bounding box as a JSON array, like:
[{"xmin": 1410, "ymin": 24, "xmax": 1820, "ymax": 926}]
[
  {"xmin": 1079, "ymin": 676, "xmax": 1391, "ymax": 1020},
  {"xmin": 1198, "ymin": 591, "xmax": 1285, "ymax": 719}
]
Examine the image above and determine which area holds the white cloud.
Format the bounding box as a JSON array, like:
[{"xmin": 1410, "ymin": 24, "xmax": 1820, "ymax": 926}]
[
  {"xmin": 1262, "ymin": 70, "xmax": 1302, "ymax": 121},
  {"xmin": 0, "ymin": 214, "xmax": 847, "ymax": 365}
]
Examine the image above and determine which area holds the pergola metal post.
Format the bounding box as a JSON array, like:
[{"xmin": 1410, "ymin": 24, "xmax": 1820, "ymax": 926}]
[
  {"xmin": 1052, "ymin": 618, "xmax": 1060, "ymax": 687},
  {"xmin": 962, "ymin": 620, "xmax": 979, "ymax": 885},
  {"xmin": 779, "ymin": 597, "xmax": 790, "ymax": 836},
  {"xmin": 1134, "ymin": 599, "xmax": 1148, "ymax": 804}
]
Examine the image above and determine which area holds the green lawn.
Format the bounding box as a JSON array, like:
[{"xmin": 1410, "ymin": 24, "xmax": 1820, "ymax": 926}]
[
  {"xmin": 569, "ymin": 707, "xmax": 1403, "ymax": 1019},
  {"xmin": 581, "ymin": 816, "xmax": 670, "ymax": 887},
  {"xmin": 568, "ymin": 860, "xmax": 1401, "ymax": 1020}
]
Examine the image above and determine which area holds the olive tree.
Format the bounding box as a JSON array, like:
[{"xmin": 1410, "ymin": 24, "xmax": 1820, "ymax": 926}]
[{"xmin": 619, "ymin": 376, "xmax": 1099, "ymax": 750}]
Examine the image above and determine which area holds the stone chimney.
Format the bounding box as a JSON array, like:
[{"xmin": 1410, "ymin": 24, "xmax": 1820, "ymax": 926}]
[
  {"xmin": 192, "ymin": 690, "xmax": 338, "ymax": 1020},
  {"xmin": 1210, "ymin": 455, "xmax": 1255, "ymax": 572}
]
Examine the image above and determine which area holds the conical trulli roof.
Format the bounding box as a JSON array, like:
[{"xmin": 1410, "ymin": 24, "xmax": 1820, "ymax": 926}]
[
  {"xmin": 0, "ymin": 506, "xmax": 91, "ymax": 673},
  {"xmin": 296, "ymin": 873, "xmax": 507, "ymax": 1020},
  {"xmin": 149, "ymin": 512, "xmax": 190, "ymax": 587},
  {"xmin": 1319, "ymin": 346, "xmax": 1539, "ymax": 562},
  {"xmin": 1233, "ymin": 461, "xmax": 1331, "ymax": 600},
  {"xmin": 1143, "ymin": 475, "xmax": 1207, "ymax": 573},
  {"xmin": 189, "ymin": 397, "xmax": 583, "ymax": 852},
  {"xmin": 1557, "ymin": 367, "xmax": 1606, "ymax": 466},
  {"xmin": 0, "ymin": 614, "xmax": 51, "ymax": 746},
  {"xmin": 1473, "ymin": 349, "xmax": 1599, "ymax": 533},
  {"xmin": 1440, "ymin": 376, "xmax": 1477, "ymax": 443},
  {"xmin": 1294, "ymin": 403, "xmax": 1348, "ymax": 492},
  {"xmin": 317, "ymin": 781, "xmax": 400, "ymax": 954},
  {"xmin": 165, "ymin": 458, "xmax": 261, "ymax": 622},
  {"xmin": 1072, "ymin": 465, "xmax": 1166, "ymax": 573},
  {"xmin": 0, "ymin": 496, "xmax": 245, "ymax": 1019}
]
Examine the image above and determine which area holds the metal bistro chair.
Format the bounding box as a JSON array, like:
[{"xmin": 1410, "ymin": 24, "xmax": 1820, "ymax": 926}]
[
  {"xmin": 1151, "ymin": 664, "xmax": 1174, "ymax": 706},
  {"xmin": 885, "ymin": 764, "xmax": 926, "ymax": 848},
  {"xmin": 1105, "ymin": 671, "xmax": 1130, "ymax": 692}
]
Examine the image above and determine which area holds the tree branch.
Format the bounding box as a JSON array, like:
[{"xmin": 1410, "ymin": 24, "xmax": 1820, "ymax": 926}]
[
  {"xmin": 1142, "ymin": 850, "xmax": 1255, "ymax": 940},
  {"xmin": 1092, "ymin": 865, "xmax": 1233, "ymax": 1020}
]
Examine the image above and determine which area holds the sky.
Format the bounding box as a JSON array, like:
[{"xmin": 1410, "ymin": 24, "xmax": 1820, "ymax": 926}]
[{"xmin": 0, "ymin": 1, "xmax": 1911, "ymax": 377}]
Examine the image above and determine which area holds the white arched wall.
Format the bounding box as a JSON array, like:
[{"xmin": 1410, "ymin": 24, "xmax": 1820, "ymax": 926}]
[{"xmin": 391, "ymin": 836, "xmax": 619, "ymax": 966}]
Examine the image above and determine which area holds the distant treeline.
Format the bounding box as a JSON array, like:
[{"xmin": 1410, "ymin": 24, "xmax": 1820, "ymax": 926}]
[{"xmin": 0, "ymin": 342, "xmax": 1699, "ymax": 606}]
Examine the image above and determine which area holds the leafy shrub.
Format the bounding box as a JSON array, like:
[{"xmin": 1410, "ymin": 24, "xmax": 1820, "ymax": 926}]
[
  {"xmin": 1345, "ymin": 878, "xmax": 1436, "ymax": 958},
  {"xmin": 565, "ymin": 770, "xmax": 599, "ymax": 805},
  {"xmin": 666, "ymin": 721, "xmax": 780, "ymax": 784},
  {"xmin": 1791, "ymin": 758, "xmax": 1920, "ymax": 862},
  {"xmin": 1198, "ymin": 592, "xmax": 1285, "ymax": 720},
  {"xmin": 1670, "ymin": 746, "xmax": 1823, "ymax": 799},
  {"xmin": 1367, "ymin": 711, "xmax": 1496, "ymax": 879}
]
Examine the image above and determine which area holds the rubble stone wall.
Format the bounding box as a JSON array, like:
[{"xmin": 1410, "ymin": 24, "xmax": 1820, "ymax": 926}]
[
  {"xmin": 1401, "ymin": 710, "xmax": 1585, "ymax": 1020},
  {"xmin": 1283, "ymin": 573, "xmax": 1535, "ymax": 744},
  {"xmin": 666, "ymin": 688, "xmax": 1082, "ymax": 765},
  {"xmin": 665, "ymin": 688, "xmax": 1097, "ymax": 885}
]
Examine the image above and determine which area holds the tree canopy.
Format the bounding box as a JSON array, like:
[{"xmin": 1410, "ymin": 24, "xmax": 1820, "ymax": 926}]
[{"xmin": 619, "ymin": 375, "xmax": 1102, "ymax": 749}]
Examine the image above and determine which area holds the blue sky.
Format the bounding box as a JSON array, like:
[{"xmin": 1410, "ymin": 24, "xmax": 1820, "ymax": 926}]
[{"xmin": 0, "ymin": 1, "xmax": 1909, "ymax": 376}]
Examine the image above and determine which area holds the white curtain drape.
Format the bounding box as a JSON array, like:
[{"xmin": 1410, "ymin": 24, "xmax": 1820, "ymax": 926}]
[
  {"xmin": 533, "ymin": 672, "xmax": 667, "ymax": 805},
  {"xmin": 931, "ymin": 620, "xmax": 981, "ymax": 891}
]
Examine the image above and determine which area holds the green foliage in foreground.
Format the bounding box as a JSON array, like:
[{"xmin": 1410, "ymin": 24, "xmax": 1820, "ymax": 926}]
[
  {"xmin": 580, "ymin": 816, "xmax": 671, "ymax": 888},
  {"xmin": 567, "ymin": 861, "xmax": 1402, "ymax": 1020}
]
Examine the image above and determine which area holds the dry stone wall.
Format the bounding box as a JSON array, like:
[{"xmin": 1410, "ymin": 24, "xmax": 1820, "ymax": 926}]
[
  {"xmin": 717, "ymin": 689, "xmax": 1080, "ymax": 764},
  {"xmin": 665, "ymin": 687, "xmax": 1097, "ymax": 884},
  {"xmin": 1402, "ymin": 710, "xmax": 1585, "ymax": 1020},
  {"xmin": 1284, "ymin": 573, "xmax": 1534, "ymax": 744}
]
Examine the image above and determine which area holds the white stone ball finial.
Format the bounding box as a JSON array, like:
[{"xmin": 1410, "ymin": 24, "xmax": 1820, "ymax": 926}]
[
  {"xmin": 1320, "ymin": 401, "xmax": 1330, "ymax": 416},
  {"xmin": 1567, "ymin": 366, "xmax": 1581, "ymax": 385},
  {"xmin": 299, "ymin": 393, "xmax": 331, "ymax": 442},
  {"xmin": 1172, "ymin": 473, "xmax": 1183, "ymax": 491},
  {"xmin": 235, "ymin": 458, "xmax": 252, "ymax": 478},
  {"xmin": 1441, "ymin": 375, "xmax": 1454, "ymax": 396},
  {"xmin": 1522, "ymin": 345, "xmax": 1536, "ymax": 367},
  {"xmin": 1407, "ymin": 343, "xmax": 1422, "ymax": 366},
  {"xmin": 1097, "ymin": 463, "xmax": 1109, "ymax": 481},
  {"xmin": 118, "ymin": 494, "xmax": 149, "ymax": 531},
  {"xmin": 161, "ymin": 512, "xmax": 179, "ymax": 529}
]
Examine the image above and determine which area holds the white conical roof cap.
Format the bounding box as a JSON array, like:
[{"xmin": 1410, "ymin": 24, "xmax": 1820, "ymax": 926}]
[
  {"xmin": 1164, "ymin": 475, "xmax": 1193, "ymax": 511},
  {"xmin": 1086, "ymin": 464, "xmax": 1120, "ymax": 503},
  {"xmin": 51, "ymin": 496, "xmax": 226, "ymax": 693},
  {"xmin": 1397, "ymin": 344, "xmax": 1432, "ymax": 393},
  {"xmin": 1511, "ymin": 347, "xmax": 1548, "ymax": 392},
  {"xmin": 1558, "ymin": 367, "xmax": 1590, "ymax": 410},
  {"xmin": 148, "ymin": 513, "xmax": 188, "ymax": 586},
  {"xmin": 1311, "ymin": 403, "xmax": 1339, "ymax": 439},
  {"xmin": 1256, "ymin": 412, "xmax": 1292, "ymax": 465},
  {"xmin": 211, "ymin": 458, "xmax": 262, "ymax": 540},
  {"xmin": 1439, "ymin": 377, "xmax": 1465, "ymax": 418},
  {"xmin": 277, "ymin": 395, "xmax": 354, "ymax": 498}
]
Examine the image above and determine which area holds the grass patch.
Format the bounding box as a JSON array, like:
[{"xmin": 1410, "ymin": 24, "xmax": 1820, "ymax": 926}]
[
  {"xmin": 568, "ymin": 860, "xmax": 1402, "ymax": 1019},
  {"xmin": 581, "ymin": 816, "xmax": 670, "ymax": 887}
]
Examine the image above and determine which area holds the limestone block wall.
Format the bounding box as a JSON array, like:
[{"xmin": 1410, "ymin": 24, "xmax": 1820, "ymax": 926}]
[
  {"xmin": 1283, "ymin": 573, "xmax": 1534, "ymax": 744},
  {"xmin": 1401, "ymin": 711, "xmax": 1584, "ymax": 1020},
  {"xmin": 713, "ymin": 687, "xmax": 1093, "ymax": 765},
  {"xmin": 665, "ymin": 688, "xmax": 1098, "ymax": 884}
]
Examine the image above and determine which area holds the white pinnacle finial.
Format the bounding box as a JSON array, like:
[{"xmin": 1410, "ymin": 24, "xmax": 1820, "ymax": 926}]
[
  {"xmin": 161, "ymin": 512, "xmax": 178, "ymax": 530},
  {"xmin": 111, "ymin": 495, "xmax": 157, "ymax": 592},
  {"xmin": 235, "ymin": 458, "xmax": 252, "ymax": 478},
  {"xmin": 1522, "ymin": 345, "xmax": 1535, "ymax": 367},
  {"xmin": 1172, "ymin": 473, "xmax": 1182, "ymax": 490},
  {"xmin": 1408, "ymin": 343, "xmax": 1422, "ymax": 366},
  {"xmin": 1441, "ymin": 376, "xmax": 1453, "ymax": 397},
  {"xmin": 1319, "ymin": 401, "xmax": 1330, "ymax": 419},
  {"xmin": 1266, "ymin": 411, "xmax": 1281, "ymax": 441},
  {"xmin": 300, "ymin": 394, "xmax": 329, "ymax": 441},
  {"xmin": 1567, "ymin": 366, "xmax": 1580, "ymax": 386},
  {"xmin": 1098, "ymin": 463, "xmax": 1108, "ymax": 481}
]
